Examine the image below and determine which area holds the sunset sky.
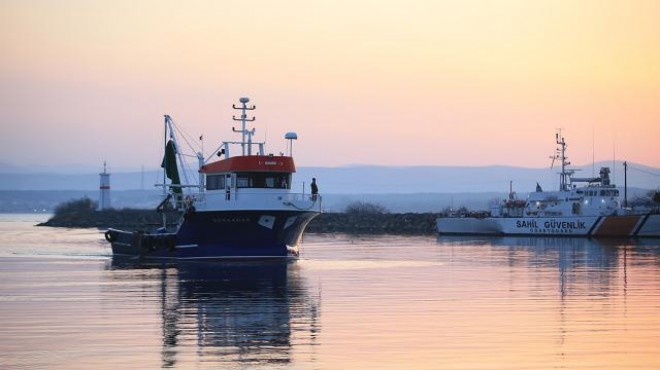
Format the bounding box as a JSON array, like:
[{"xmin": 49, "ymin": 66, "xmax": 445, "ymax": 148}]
[{"xmin": 1, "ymin": 0, "xmax": 659, "ymax": 170}]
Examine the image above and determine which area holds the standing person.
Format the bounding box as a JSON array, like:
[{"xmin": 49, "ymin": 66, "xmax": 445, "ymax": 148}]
[{"xmin": 310, "ymin": 178, "xmax": 319, "ymax": 201}]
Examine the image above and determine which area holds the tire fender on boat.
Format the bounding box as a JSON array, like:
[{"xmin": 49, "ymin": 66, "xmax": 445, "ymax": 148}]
[
  {"xmin": 184, "ymin": 206, "xmax": 196, "ymax": 220},
  {"xmin": 166, "ymin": 235, "xmax": 177, "ymax": 252},
  {"xmin": 142, "ymin": 235, "xmax": 156, "ymax": 251},
  {"xmin": 132, "ymin": 231, "xmax": 144, "ymax": 249},
  {"xmin": 104, "ymin": 230, "xmax": 115, "ymax": 243}
]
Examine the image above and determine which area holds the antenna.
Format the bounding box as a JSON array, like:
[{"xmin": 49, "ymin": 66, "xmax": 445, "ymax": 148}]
[
  {"xmin": 549, "ymin": 131, "xmax": 560, "ymax": 169},
  {"xmin": 232, "ymin": 97, "xmax": 256, "ymax": 156},
  {"xmin": 550, "ymin": 129, "xmax": 572, "ymax": 191}
]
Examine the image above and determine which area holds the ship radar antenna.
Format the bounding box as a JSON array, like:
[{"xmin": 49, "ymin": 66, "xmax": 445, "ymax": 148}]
[
  {"xmin": 285, "ymin": 132, "xmax": 298, "ymax": 156},
  {"xmin": 232, "ymin": 97, "xmax": 257, "ymax": 156}
]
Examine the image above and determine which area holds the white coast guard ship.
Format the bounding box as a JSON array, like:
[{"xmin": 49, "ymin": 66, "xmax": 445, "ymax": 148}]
[
  {"xmin": 105, "ymin": 97, "xmax": 322, "ymax": 259},
  {"xmin": 436, "ymin": 132, "xmax": 660, "ymax": 238}
]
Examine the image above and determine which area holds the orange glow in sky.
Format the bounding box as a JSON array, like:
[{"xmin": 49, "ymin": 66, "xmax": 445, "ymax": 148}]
[{"xmin": 1, "ymin": 0, "xmax": 659, "ymax": 169}]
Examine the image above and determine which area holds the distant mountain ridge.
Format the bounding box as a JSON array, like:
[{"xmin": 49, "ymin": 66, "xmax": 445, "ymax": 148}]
[
  {"xmin": 1, "ymin": 161, "xmax": 657, "ymax": 193},
  {"xmin": 2, "ymin": 160, "xmax": 657, "ymax": 213}
]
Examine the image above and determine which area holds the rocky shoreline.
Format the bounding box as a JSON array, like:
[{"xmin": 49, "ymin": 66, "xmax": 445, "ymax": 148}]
[
  {"xmin": 305, "ymin": 212, "xmax": 439, "ymax": 235},
  {"xmin": 38, "ymin": 209, "xmax": 440, "ymax": 235}
]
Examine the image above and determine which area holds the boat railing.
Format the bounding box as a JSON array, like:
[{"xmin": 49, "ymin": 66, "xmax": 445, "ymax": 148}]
[{"xmin": 187, "ymin": 191, "xmax": 322, "ymax": 212}]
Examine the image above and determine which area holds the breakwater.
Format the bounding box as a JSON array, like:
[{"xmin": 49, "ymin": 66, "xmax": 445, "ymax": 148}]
[
  {"xmin": 306, "ymin": 212, "xmax": 439, "ymax": 235},
  {"xmin": 39, "ymin": 209, "xmax": 165, "ymax": 229},
  {"xmin": 39, "ymin": 210, "xmax": 440, "ymax": 235}
]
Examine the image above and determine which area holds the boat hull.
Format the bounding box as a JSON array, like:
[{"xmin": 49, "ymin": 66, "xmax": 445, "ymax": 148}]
[
  {"xmin": 107, "ymin": 210, "xmax": 319, "ymax": 259},
  {"xmin": 436, "ymin": 214, "xmax": 660, "ymax": 238}
]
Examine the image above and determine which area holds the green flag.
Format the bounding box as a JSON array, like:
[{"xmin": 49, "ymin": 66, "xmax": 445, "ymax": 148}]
[{"xmin": 161, "ymin": 140, "xmax": 182, "ymax": 194}]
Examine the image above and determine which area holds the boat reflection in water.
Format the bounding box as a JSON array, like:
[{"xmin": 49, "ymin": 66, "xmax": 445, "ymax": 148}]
[
  {"xmin": 106, "ymin": 259, "xmax": 320, "ymax": 368},
  {"xmin": 436, "ymin": 235, "xmax": 660, "ymax": 297}
]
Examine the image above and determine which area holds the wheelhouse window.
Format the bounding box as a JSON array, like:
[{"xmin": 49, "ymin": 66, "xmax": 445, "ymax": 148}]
[
  {"xmin": 235, "ymin": 172, "xmax": 291, "ymax": 189},
  {"xmin": 599, "ymin": 189, "xmax": 618, "ymax": 197},
  {"xmin": 206, "ymin": 174, "xmax": 226, "ymax": 190}
]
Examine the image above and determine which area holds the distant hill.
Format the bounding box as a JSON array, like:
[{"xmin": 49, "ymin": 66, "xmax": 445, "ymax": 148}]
[
  {"xmin": 0, "ymin": 190, "xmax": 163, "ymax": 213},
  {"xmin": 298, "ymin": 161, "xmax": 659, "ymax": 194},
  {"xmin": 1, "ymin": 161, "xmax": 657, "ymax": 213},
  {"xmin": 0, "ymin": 170, "xmax": 163, "ymax": 191},
  {"xmin": 1, "ymin": 161, "xmax": 657, "ymax": 193},
  {"xmin": 1, "ymin": 188, "xmax": 653, "ymax": 214}
]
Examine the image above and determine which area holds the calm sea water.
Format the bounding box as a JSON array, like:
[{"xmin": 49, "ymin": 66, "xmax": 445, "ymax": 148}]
[{"xmin": 1, "ymin": 214, "xmax": 660, "ymax": 369}]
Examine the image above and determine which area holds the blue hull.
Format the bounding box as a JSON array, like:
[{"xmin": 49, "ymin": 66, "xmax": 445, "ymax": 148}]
[{"xmin": 107, "ymin": 210, "xmax": 319, "ymax": 259}]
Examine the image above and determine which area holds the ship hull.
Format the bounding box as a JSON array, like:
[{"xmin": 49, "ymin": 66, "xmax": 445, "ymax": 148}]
[
  {"xmin": 436, "ymin": 214, "xmax": 660, "ymax": 238},
  {"xmin": 107, "ymin": 210, "xmax": 319, "ymax": 259}
]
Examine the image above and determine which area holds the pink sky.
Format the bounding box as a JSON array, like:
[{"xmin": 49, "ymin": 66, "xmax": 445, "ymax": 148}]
[{"xmin": 1, "ymin": 0, "xmax": 659, "ymax": 170}]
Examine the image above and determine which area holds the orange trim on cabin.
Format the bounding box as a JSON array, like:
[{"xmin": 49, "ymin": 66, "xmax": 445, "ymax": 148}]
[{"xmin": 200, "ymin": 155, "xmax": 296, "ymax": 173}]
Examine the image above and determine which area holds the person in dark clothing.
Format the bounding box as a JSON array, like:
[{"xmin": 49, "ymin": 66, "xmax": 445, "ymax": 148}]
[{"xmin": 310, "ymin": 178, "xmax": 319, "ymax": 200}]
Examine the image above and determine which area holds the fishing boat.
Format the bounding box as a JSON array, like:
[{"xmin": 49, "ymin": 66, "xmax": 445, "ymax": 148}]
[
  {"xmin": 105, "ymin": 97, "xmax": 322, "ymax": 259},
  {"xmin": 436, "ymin": 132, "xmax": 660, "ymax": 238}
]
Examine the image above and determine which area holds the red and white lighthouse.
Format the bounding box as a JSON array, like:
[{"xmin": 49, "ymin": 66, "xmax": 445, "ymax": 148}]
[{"xmin": 99, "ymin": 161, "xmax": 111, "ymax": 210}]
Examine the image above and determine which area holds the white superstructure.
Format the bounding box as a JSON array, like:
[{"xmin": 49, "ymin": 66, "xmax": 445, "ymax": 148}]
[{"xmin": 437, "ymin": 132, "xmax": 659, "ymax": 238}]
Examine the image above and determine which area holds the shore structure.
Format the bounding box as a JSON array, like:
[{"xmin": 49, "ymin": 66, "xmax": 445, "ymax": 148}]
[{"xmin": 98, "ymin": 162, "xmax": 111, "ymax": 211}]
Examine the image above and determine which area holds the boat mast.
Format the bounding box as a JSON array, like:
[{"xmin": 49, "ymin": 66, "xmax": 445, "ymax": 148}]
[
  {"xmin": 552, "ymin": 130, "xmax": 572, "ymax": 192},
  {"xmin": 162, "ymin": 116, "xmax": 168, "ymax": 228},
  {"xmin": 232, "ymin": 97, "xmax": 256, "ymax": 156},
  {"xmin": 162, "ymin": 116, "xmax": 168, "ymax": 198},
  {"xmin": 623, "ymin": 160, "xmax": 628, "ymax": 208}
]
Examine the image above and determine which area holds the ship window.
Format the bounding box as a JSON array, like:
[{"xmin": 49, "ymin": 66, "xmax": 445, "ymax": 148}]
[
  {"xmin": 613, "ymin": 190, "xmax": 619, "ymax": 196},
  {"xmin": 236, "ymin": 176, "xmax": 250, "ymax": 188},
  {"xmin": 235, "ymin": 172, "xmax": 291, "ymax": 189},
  {"xmin": 206, "ymin": 174, "xmax": 226, "ymax": 190}
]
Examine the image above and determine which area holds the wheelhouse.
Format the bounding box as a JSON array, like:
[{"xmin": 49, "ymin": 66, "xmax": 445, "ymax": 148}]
[{"xmin": 201, "ymin": 155, "xmax": 296, "ymax": 191}]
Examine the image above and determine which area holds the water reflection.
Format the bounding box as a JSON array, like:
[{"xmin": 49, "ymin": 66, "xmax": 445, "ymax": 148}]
[
  {"xmin": 431, "ymin": 236, "xmax": 660, "ymax": 369},
  {"xmin": 106, "ymin": 259, "xmax": 320, "ymax": 368},
  {"xmin": 437, "ymin": 236, "xmax": 660, "ymax": 298}
]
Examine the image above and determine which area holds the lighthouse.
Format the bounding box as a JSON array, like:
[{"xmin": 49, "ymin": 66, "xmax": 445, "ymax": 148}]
[{"xmin": 99, "ymin": 162, "xmax": 111, "ymax": 210}]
